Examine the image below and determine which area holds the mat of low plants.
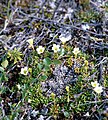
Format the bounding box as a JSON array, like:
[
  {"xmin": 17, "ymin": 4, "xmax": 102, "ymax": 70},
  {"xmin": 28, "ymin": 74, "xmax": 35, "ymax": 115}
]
[{"xmin": 0, "ymin": 0, "xmax": 108, "ymax": 120}]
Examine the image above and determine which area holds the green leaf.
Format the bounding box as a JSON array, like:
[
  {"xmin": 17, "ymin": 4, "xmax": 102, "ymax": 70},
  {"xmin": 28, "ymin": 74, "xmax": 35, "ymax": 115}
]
[
  {"xmin": 60, "ymin": 48, "xmax": 65, "ymax": 56},
  {"xmin": 53, "ymin": 59, "xmax": 61, "ymax": 65},
  {"xmin": 37, "ymin": 63, "xmax": 43, "ymax": 70},
  {"xmin": 44, "ymin": 65, "xmax": 50, "ymax": 71},
  {"xmin": 0, "ymin": 74, "xmax": 8, "ymax": 81},
  {"xmin": 43, "ymin": 57, "xmax": 52, "ymax": 66},
  {"xmin": 0, "ymin": 67, "xmax": 4, "ymax": 72},
  {"xmin": 64, "ymin": 111, "xmax": 70, "ymax": 118},
  {"xmin": 70, "ymin": 103, "xmax": 74, "ymax": 108},
  {"xmin": 39, "ymin": 75, "xmax": 48, "ymax": 81},
  {"xmin": 1, "ymin": 59, "xmax": 8, "ymax": 68}
]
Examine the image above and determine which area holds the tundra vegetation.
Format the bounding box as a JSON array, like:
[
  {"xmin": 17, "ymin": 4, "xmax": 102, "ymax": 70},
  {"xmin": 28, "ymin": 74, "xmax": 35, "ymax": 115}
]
[{"xmin": 0, "ymin": 0, "xmax": 108, "ymax": 120}]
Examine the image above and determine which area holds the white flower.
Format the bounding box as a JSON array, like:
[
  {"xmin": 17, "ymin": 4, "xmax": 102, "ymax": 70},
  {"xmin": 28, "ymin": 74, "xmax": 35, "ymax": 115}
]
[
  {"xmin": 93, "ymin": 86, "xmax": 103, "ymax": 94},
  {"xmin": 21, "ymin": 67, "xmax": 28, "ymax": 75},
  {"xmin": 59, "ymin": 35, "xmax": 71, "ymax": 44},
  {"xmin": 17, "ymin": 84, "xmax": 21, "ymax": 90},
  {"xmin": 91, "ymin": 81, "xmax": 99, "ymax": 88},
  {"xmin": 73, "ymin": 47, "xmax": 80, "ymax": 55},
  {"xmin": 82, "ymin": 24, "xmax": 90, "ymax": 30},
  {"xmin": 52, "ymin": 44, "xmax": 60, "ymax": 53},
  {"xmin": 36, "ymin": 46, "xmax": 45, "ymax": 54},
  {"xmin": 27, "ymin": 38, "xmax": 34, "ymax": 49}
]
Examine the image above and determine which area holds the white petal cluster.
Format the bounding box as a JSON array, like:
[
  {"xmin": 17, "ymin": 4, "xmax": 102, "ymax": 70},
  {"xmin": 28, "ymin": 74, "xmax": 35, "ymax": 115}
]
[
  {"xmin": 52, "ymin": 44, "xmax": 60, "ymax": 53},
  {"xmin": 59, "ymin": 35, "xmax": 71, "ymax": 44},
  {"xmin": 21, "ymin": 67, "xmax": 28, "ymax": 75},
  {"xmin": 91, "ymin": 81, "xmax": 99, "ymax": 88},
  {"xmin": 93, "ymin": 86, "xmax": 103, "ymax": 94},
  {"xmin": 36, "ymin": 46, "xmax": 45, "ymax": 54},
  {"xmin": 91, "ymin": 81, "xmax": 103, "ymax": 94},
  {"xmin": 73, "ymin": 47, "xmax": 80, "ymax": 55}
]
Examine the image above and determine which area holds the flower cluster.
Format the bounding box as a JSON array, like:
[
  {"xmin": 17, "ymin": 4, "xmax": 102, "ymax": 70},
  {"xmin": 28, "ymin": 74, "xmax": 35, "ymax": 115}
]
[
  {"xmin": 91, "ymin": 81, "xmax": 103, "ymax": 94},
  {"xmin": 27, "ymin": 38, "xmax": 81, "ymax": 56}
]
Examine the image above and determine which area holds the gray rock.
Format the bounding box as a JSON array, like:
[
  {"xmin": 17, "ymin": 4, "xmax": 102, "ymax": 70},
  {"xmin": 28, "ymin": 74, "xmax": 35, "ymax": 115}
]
[{"xmin": 41, "ymin": 64, "xmax": 78, "ymax": 97}]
